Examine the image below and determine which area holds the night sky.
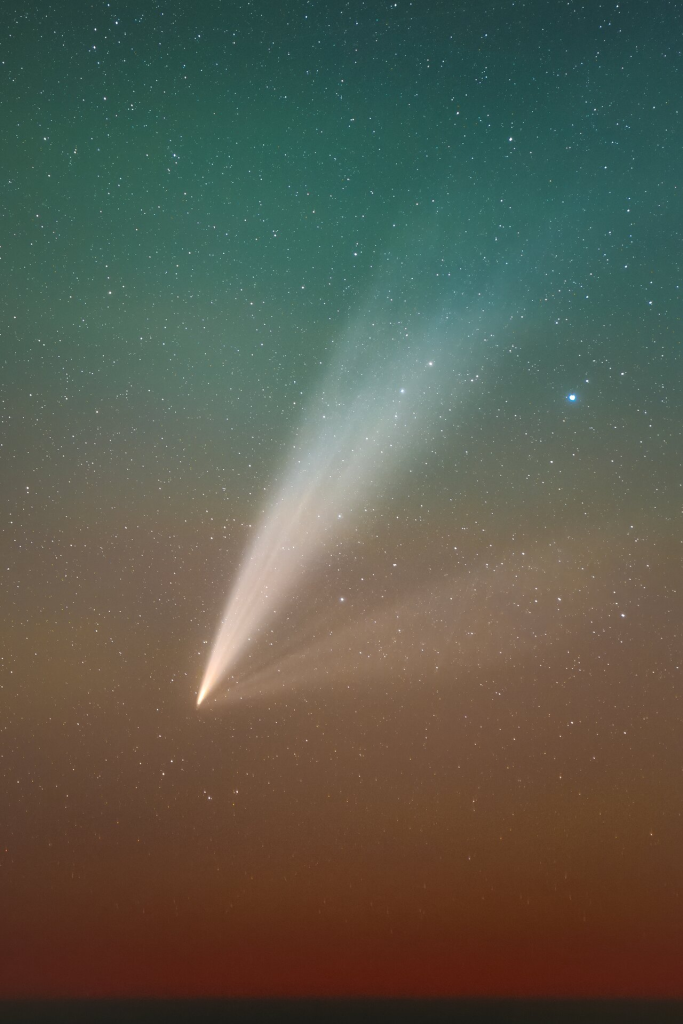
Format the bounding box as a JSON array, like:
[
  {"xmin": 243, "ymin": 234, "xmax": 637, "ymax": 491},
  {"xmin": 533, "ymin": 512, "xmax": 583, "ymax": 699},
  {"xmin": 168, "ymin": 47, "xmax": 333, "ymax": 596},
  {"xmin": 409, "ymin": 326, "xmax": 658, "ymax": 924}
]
[{"xmin": 2, "ymin": 0, "xmax": 682, "ymax": 1001}]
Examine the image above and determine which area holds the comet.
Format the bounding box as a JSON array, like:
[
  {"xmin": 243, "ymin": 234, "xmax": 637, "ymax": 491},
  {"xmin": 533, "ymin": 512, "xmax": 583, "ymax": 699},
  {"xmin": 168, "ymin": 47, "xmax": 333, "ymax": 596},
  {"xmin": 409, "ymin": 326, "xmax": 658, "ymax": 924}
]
[{"xmin": 196, "ymin": 313, "xmax": 452, "ymax": 706}]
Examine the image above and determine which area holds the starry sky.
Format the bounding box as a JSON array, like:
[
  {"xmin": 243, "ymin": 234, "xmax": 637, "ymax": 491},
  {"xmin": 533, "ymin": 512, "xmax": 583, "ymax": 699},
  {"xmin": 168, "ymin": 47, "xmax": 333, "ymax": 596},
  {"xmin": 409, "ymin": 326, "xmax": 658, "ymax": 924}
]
[{"xmin": 2, "ymin": 0, "xmax": 682, "ymax": 1001}]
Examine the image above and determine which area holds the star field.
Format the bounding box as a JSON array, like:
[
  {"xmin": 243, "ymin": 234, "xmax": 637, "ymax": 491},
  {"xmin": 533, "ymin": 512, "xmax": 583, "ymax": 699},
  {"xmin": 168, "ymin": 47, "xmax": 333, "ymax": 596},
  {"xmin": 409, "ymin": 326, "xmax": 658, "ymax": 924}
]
[{"xmin": 1, "ymin": 0, "xmax": 681, "ymax": 1001}]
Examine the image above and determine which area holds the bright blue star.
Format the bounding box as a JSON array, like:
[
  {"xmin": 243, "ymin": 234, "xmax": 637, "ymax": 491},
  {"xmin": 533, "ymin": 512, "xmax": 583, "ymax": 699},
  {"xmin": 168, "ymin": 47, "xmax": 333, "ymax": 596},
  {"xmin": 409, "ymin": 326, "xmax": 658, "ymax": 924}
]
[{"xmin": 567, "ymin": 393, "xmax": 577, "ymax": 402}]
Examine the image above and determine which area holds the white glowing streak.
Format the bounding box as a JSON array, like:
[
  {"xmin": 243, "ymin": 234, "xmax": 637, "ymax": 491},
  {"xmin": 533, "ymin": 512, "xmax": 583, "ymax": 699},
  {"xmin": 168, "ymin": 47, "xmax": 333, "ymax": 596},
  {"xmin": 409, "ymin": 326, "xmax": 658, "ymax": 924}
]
[{"xmin": 198, "ymin": 349, "xmax": 432, "ymax": 705}]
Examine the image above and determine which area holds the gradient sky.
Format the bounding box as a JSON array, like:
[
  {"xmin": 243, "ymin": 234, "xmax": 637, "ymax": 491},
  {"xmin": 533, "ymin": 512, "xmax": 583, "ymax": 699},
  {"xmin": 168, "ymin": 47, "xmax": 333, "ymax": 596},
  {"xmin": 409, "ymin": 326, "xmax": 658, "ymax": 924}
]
[{"xmin": 1, "ymin": 0, "xmax": 681, "ymax": 1000}]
